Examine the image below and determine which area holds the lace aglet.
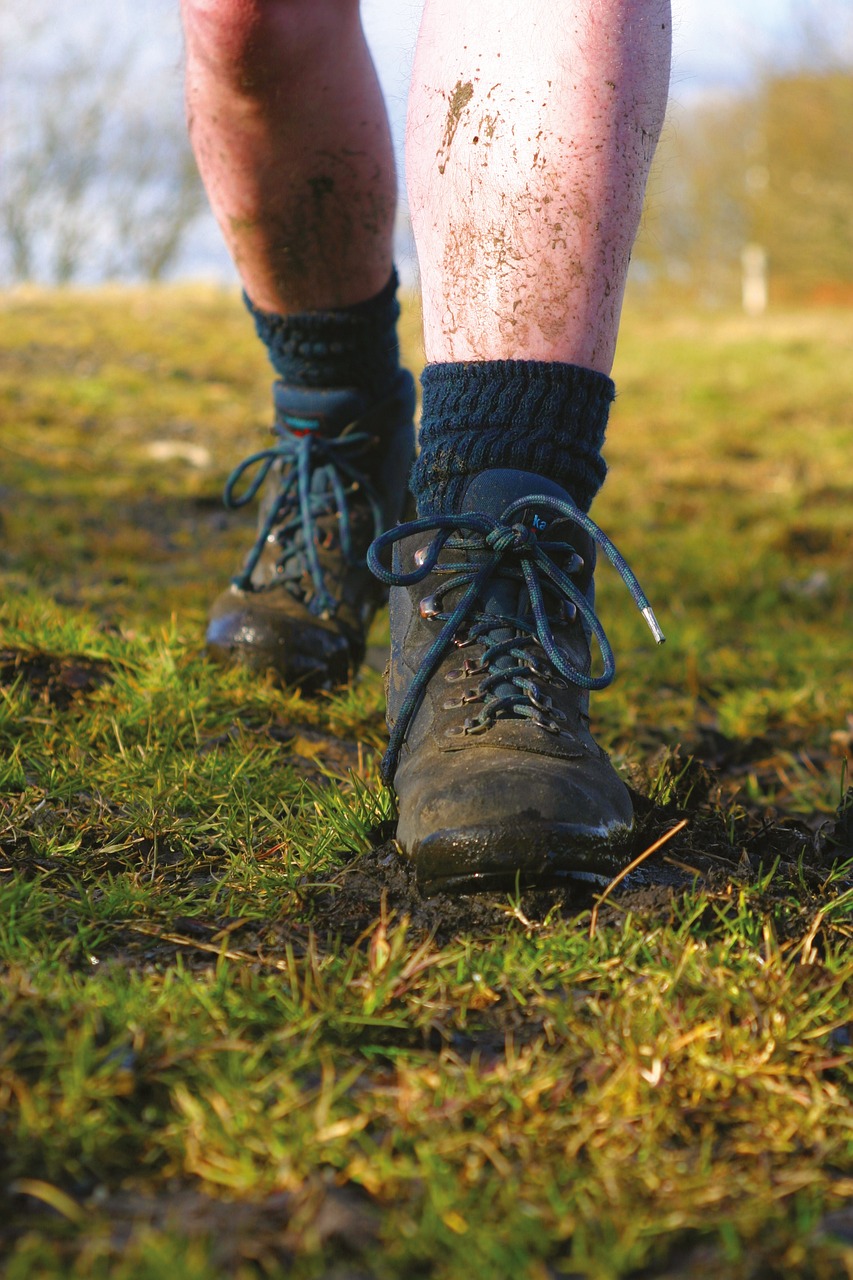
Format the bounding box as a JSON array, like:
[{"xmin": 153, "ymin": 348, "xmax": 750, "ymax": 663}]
[{"xmin": 642, "ymin": 605, "xmax": 666, "ymax": 645}]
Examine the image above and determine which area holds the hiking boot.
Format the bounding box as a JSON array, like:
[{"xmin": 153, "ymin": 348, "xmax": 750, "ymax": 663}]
[
  {"xmin": 207, "ymin": 371, "xmax": 415, "ymax": 689},
  {"xmin": 368, "ymin": 468, "xmax": 664, "ymax": 895}
]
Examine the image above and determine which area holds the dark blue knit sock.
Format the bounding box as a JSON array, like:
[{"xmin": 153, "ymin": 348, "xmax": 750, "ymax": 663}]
[
  {"xmin": 244, "ymin": 269, "xmax": 402, "ymax": 403},
  {"xmin": 411, "ymin": 360, "xmax": 615, "ymax": 515}
]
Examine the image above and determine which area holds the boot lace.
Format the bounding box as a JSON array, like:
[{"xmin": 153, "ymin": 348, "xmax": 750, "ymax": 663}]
[
  {"xmin": 224, "ymin": 422, "xmax": 384, "ymax": 616},
  {"xmin": 368, "ymin": 494, "xmax": 664, "ymax": 781}
]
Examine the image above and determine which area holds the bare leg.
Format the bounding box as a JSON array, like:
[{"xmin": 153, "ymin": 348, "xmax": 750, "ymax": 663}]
[
  {"xmin": 407, "ymin": 0, "xmax": 671, "ymax": 374},
  {"xmin": 181, "ymin": 0, "xmax": 396, "ymax": 312},
  {"xmin": 188, "ymin": 0, "xmax": 414, "ymax": 692}
]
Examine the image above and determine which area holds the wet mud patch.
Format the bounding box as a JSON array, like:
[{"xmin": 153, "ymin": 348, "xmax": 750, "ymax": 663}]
[
  {"xmin": 3, "ymin": 1179, "xmax": 380, "ymax": 1276},
  {"xmin": 0, "ymin": 647, "xmax": 113, "ymax": 710},
  {"xmin": 296, "ymin": 837, "xmax": 574, "ymax": 947}
]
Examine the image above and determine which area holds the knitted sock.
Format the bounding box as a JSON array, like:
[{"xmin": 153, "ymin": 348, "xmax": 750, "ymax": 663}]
[
  {"xmin": 245, "ymin": 269, "xmax": 402, "ymax": 404},
  {"xmin": 411, "ymin": 360, "xmax": 615, "ymax": 514}
]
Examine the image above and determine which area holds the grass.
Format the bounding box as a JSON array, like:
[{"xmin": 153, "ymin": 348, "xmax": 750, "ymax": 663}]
[{"xmin": 0, "ymin": 284, "xmax": 851, "ymax": 1279}]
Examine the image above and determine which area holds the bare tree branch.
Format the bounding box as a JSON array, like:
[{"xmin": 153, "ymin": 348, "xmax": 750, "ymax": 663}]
[{"xmin": 0, "ymin": 6, "xmax": 203, "ymax": 284}]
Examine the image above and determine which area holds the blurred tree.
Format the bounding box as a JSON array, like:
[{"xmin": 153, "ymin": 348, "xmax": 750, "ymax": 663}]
[
  {"xmin": 633, "ymin": 0, "xmax": 853, "ymax": 307},
  {"xmin": 749, "ymin": 71, "xmax": 853, "ymax": 301},
  {"xmin": 0, "ymin": 7, "xmax": 204, "ymax": 285},
  {"xmin": 634, "ymin": 94, "xmax": 752, "ymax": 306}
]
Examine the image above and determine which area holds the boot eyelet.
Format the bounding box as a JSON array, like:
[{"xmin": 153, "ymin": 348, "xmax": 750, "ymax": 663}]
[
  {"xmin": 443, "ymin": 696, "xmax": 464, "ymax": 710},
  {"xmin": 464, "ymin": 717, "xmax": 490, "ymax": 736},
  {"xmin": 550, "ymin": 600, "xmax": 577, "ymax": 624},
  {"xmin": 529, "ymin": 687, "xmax": 553, "ymax": 713},
  {"xmin": 419, "ymin": 594, "xmax": 440, "ymax": 620},
  {"xmin": 414, "ymin": 545, "xmax": 430, "ymax": 568}
]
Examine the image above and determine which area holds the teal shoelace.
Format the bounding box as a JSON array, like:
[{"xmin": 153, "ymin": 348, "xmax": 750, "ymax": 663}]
[
  {"xmin": 368, "ymin": 493, "xmax": 664, "ymax": 780},
  {"xmin": 224, "ymin": 422, "xmax": 384, "ymax": 616}
]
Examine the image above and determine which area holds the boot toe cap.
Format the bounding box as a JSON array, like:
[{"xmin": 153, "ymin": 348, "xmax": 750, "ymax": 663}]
[
  {"xmin": 395, "ymin": 746, "xmax": 634, "ymax": 893},
  {"xmin": 206, "ymin": 587, "xmax": 353, "ymax": 688}
]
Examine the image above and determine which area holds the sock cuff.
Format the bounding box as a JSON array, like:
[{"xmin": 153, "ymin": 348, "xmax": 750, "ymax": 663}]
[
  {"xmin": 420, "ymin": 358, "xmax": 614, "ymax": 415},
  {"xmin": 244, "ymin": 268, "xmax": 401, "ymax": 399},
  {"xmin": 413, "ymin": 360, "xmax": 615, "ymax": 514}
]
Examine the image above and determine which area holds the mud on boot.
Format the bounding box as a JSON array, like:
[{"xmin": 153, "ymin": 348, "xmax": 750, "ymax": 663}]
[
  {"xmin": 368, "ymin": 468, "xmax": 665, "ymax": 896},
  {"xmin": 207, "ymin": 370, "xmax": 415, "ymax": 690}
]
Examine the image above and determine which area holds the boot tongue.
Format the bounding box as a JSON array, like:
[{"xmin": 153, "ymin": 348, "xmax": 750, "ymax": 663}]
[
  {"xmin": 458, "ymin": 467, "xmax": 593, "ymax": 585},
  {"xmin": 273, "ymin": 383, "xmax": 371, "ymax": 500},
  {"xmin": 273, "ymin": 383, "xmax": 370, "ymax": 439},
  {"xmin": 460, "ymin": 468, "xmax": 572, "ymax": 527}
]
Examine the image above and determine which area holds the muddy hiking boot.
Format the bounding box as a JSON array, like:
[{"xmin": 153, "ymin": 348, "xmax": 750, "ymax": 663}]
[
  {"xmin": 207, "ymin": 371, "xmax": 415, "ymax": 689},
  {"xmin": 368, "ymin": 468, "xmax": 665, "ymax": 895}
]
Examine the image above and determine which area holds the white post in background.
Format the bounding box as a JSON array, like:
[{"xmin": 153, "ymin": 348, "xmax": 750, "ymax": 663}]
[{"xmin": 741, "ymin": 243, "xmax": 768, "ymax": 316}]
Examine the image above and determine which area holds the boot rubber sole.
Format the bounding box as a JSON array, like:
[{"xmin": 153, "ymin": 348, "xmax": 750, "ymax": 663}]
[{"xmin": 404, "ymin": 820, "xmax": 635, "ymax": 896}]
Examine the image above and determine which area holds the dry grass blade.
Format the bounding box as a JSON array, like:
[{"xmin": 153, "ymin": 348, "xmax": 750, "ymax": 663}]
[
  {"xmin": 127, "ymin": 924, "xmax": 292, "ymax": 971},
  {"xmin": 9, "ymin": 1180, "xmax": 85, "ymax": 1225},
  {"xmin": 797, "ymin": 908, "xmax": 826, "ymax": 966},
  {"xmin": 589, "ymin": 819, "xmax": 689, "ymax": 938}
]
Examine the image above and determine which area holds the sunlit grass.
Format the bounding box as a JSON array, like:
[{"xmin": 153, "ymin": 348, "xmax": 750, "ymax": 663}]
[{"xmin": 0, "ymin": 286, "xmax": 851, "ymax": 1278}]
